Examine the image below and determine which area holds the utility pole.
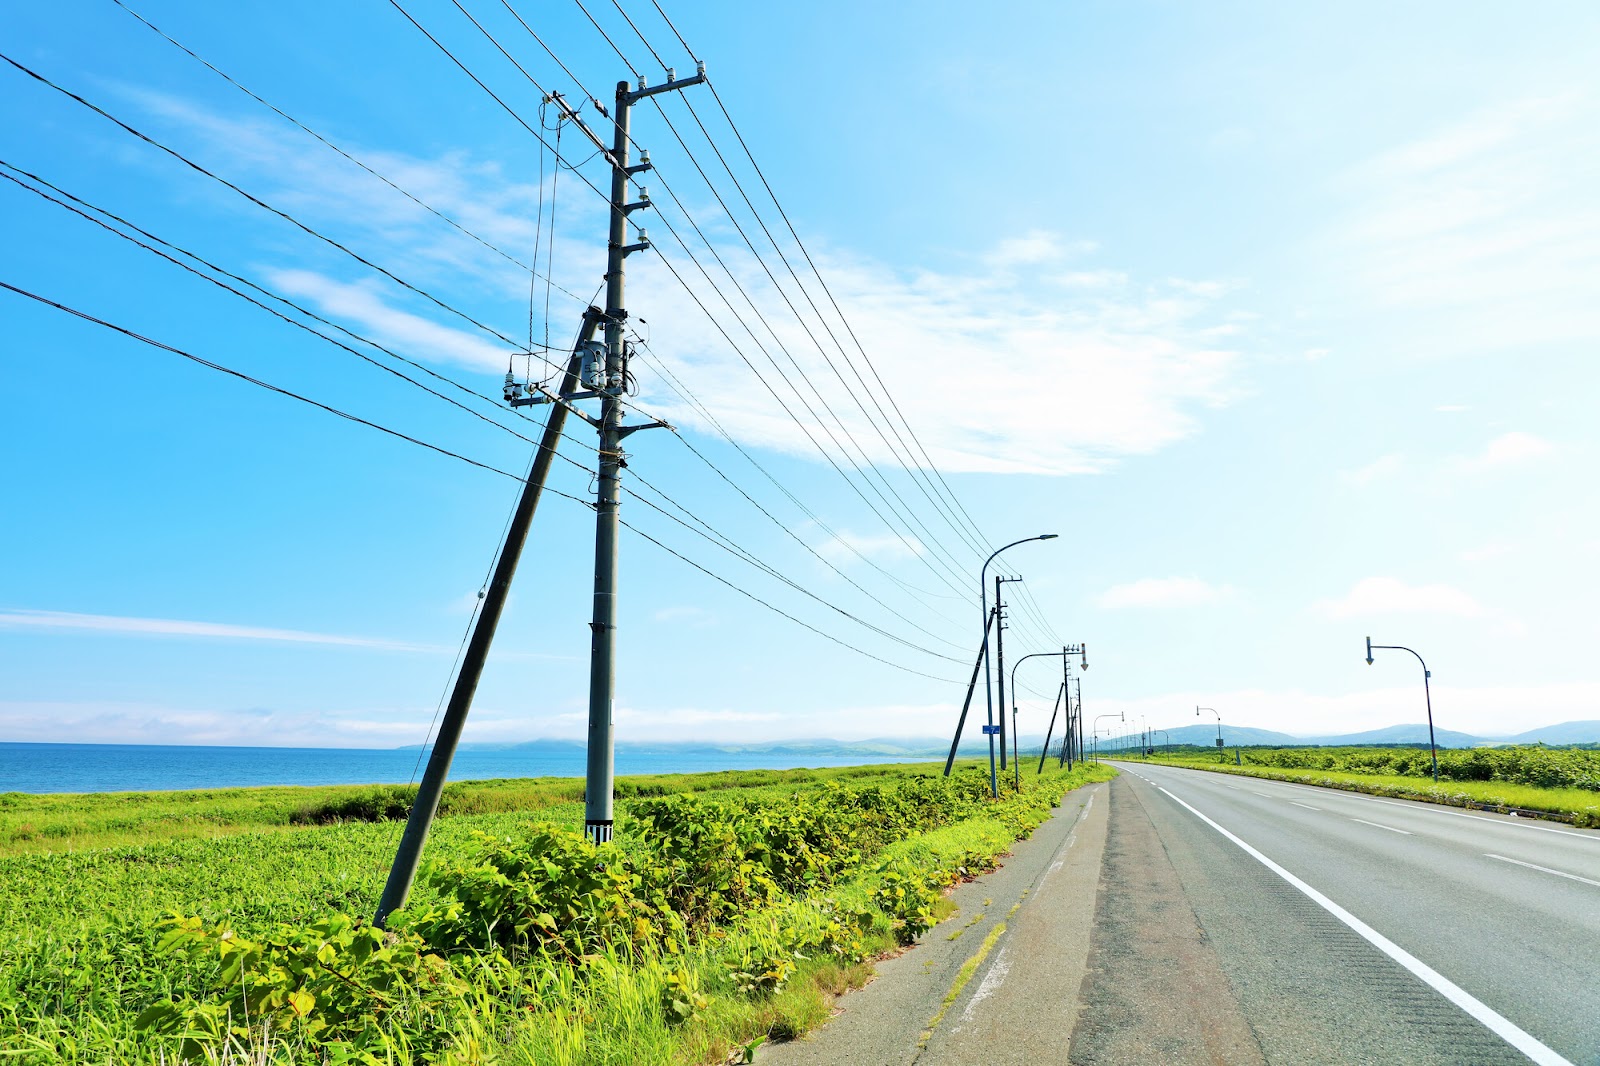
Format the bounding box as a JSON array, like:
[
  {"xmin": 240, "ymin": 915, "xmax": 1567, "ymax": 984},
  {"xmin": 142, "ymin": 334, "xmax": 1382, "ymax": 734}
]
[
  {"xmin": 995, "ymin": 576, "xmax": 1021, "ymax": 776},
  {"xmin": 573, "ymin": 68, "xmax": 704, "ymax": 843},
  {"xmin": 1061, "ymin": 650, "xmax": 1072, "ymax": 770},
  {"xmin": 374, "ymin": 308, "xmax": 604, "ymax": 927}
]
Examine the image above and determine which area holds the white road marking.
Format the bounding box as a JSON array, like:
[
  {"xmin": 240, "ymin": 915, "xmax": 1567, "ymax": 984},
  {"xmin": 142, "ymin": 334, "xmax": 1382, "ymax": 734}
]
[
  {"xmin": 1485, "ymin": 853, "xmax": 1600, "ymax": 889},
  {"xmin": 1250, "ymin": 791, "xmax": 1272, "ymax": 798},
  {"xmin": 1292, "ymin": 802, "xmax": 1323, "ymax": 811},
  {"xmin": 1174, "ymin": 768, "xmax": 1600, "ymax": 846},
  {"xmin": 1351, "ymin": 818, "xmax": 1412, "ymax": 835},
  {"xmin": 1159, "ymin": 786, "xmax": 1573, "ymax": 1066},
  {"xmin": 957, "ymin": 942, "xmax": 1013, "ymax": 1025}
]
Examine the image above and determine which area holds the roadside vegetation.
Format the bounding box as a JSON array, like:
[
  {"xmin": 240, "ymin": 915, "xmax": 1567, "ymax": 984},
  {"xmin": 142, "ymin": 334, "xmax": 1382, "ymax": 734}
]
[
  {"xmin": 0, "ymin": 759, "xmax": 1113, "ymax": 1064},
  {"xmin": 1135, "ymin": 745, "xmax": 1600, "ymax": 827}
]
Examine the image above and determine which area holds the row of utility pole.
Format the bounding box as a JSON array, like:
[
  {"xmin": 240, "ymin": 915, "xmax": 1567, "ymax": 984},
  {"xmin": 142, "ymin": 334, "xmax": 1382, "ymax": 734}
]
[
  {"xmin": 374, "ymin": 65, "xmax": 704, "ymax": 927},
  {"xmin": 942, "ymin": 534, "xmax": 1087, "ymax": 797}
]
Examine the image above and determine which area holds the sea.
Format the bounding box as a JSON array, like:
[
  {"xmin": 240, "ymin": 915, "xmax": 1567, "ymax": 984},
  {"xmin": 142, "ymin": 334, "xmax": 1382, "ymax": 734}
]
[{"xmin": 0, "ymin": 741, "xmax": 939, "ymax": 795}]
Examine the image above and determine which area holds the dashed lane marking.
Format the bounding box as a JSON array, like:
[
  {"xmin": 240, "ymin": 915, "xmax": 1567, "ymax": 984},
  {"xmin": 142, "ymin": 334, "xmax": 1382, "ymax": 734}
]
[
  {"xmin": 1485, "ymin": 853, "xmax": 1600, "ymax": 889},
  {"xmin": 1352, "ymin": 818, "xmax": 1412, "ymax": 835}
]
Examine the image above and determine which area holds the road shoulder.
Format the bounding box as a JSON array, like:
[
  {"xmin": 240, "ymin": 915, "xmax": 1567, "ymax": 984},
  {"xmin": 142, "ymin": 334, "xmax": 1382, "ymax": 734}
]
[{"xmin": 760, "ymin": 777, "xmax": 1110, "ymax": 1066}]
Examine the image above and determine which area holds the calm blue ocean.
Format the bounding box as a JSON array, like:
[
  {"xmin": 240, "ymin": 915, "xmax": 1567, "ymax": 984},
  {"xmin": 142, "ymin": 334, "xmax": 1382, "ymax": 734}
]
[{"xmin": 0, "ymin": 742, "xmax": 936, "ymax": 795}]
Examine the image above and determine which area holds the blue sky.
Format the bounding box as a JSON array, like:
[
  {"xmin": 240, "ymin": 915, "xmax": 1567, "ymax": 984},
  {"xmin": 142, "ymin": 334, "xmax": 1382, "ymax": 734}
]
[{"xmin": 2, "ymin": 0, "xmax": 1598, "ymax": 749}]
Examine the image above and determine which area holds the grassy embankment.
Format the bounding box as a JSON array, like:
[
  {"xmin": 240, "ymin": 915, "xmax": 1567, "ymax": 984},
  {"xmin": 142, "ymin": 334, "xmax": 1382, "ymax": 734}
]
[
  {"xmin": 1131, "ymin": 745, "xmax": 1600, "ymax": 827},
  {"xmin": 0, "ymin": 758, "xmax": 1115, "ymax": 1065}
]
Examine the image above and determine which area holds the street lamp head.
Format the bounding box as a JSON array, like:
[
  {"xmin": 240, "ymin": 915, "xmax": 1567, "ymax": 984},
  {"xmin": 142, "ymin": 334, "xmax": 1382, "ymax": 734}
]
[{"xmin": 1038, "ymin": 533, "xmax": 1059, "ymax": 540}]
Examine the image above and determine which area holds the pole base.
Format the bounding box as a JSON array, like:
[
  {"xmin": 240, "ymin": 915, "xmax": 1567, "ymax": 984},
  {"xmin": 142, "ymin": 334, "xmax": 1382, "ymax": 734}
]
[{"xmin": 585, "ymin": 819, "xmax": 613, "ymax": 844}]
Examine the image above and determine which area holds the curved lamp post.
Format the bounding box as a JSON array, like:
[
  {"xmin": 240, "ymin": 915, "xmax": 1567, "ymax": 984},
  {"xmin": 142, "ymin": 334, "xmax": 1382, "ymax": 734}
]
[
  {"xmin": 1367, "ymin": 637, "xmax": 1439, "ymax": 782},
  {"xmin": 1093, "ymin": 713, "xmax": 1123, "ymax": 764},
  {"xmin": 1009, "ymin": 645, "xmax": 1089, "ymax": 783},
  {"xmin": 978, "ymin": 535, "xmax": 1057, "ymax": 796},
  {"xmin": 1197, "ymin": 706, "xmax": 1222, "ymax": 749}
]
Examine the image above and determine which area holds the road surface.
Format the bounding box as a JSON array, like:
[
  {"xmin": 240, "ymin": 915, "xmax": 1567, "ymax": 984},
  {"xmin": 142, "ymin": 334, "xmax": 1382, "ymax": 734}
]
[{"xmin": 764, "ymin": 763, "xmax": 1600, "ymax": 1064}]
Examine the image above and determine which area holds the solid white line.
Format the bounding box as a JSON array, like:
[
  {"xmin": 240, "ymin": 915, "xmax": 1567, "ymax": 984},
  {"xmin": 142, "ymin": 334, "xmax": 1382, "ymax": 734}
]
[
  {"xmin": 1158, "ymin": 786, "xmax": 1572, "ymax": 1066},
  {"xmin": 1485, "ymin": 853, "xmax": 1600, "ymax": 889},
  {"xmin": 1292, "ymin": 801, "xmax": 1323, "ymax": 811},
  {"xmin": 1162, "ymin": 764, "xmax": 1600, "ymax": 845},
  {"xmin": 1351, "ymin": 818, "xmax": 1412, "ymax": 835}
]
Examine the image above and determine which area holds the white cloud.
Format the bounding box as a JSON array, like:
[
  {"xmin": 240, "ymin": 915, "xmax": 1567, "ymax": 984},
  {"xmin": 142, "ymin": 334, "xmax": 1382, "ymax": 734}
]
[
  {"xmin": 1457, "ymin": 431, "xmax": 1556, "ymax": 471},
  {"xmin": 1340, "ymin": 454, "xmax": 1402, "ymax": 486},
  {"xmin": 1326, "ymin": 91, "xmax": 1600, "ymax": 352},
  {"xmin": 1096, "ymin": 577, "xmax": 1232, "ymax": 610},
  {"xmin": 1435, "ymin": 404, "xmax": 1470, "ymax": 413},
  {"xmin": 120, "ymin": 92, "xmax": 1248, "ymax": 479},
  {"xmin": 268, "ymin": 270, "xmax": 510, "ymax": 372},
  {"xmin": 0, "ymin": 608, "xmax": 435, "ymax": 651},
  {"xmin": 813, "ymin": 528, "xmax": 925, "ymax": 566},
  {"xmin": 1314, "ymin": 577, "xmax": 1489, "ymax": 620}
]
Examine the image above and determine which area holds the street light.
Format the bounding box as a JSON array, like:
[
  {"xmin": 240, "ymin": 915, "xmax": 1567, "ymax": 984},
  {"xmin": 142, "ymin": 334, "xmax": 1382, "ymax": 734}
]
[
  {"xmin": 1152, "ymin": 728, "xmax": 1171, "ymax": 755},
  {"xmin": 1010, "ymin": 645, "xmax": 1089, "ymax": 782},
  {"xmin": 1093, "ymin": 713, "xmax": 1123, "ymax": 764},
  {"xmin": 1197, "ymin": 706, "xmax": 1222, "ymax": 748},
  {"xmin": 977, "ymin": 535, "xmax": 1057, "ymax": 797},
  {"xmin": 1367, "ymin": 636, "xmax": 1439, "ymax": 783}
]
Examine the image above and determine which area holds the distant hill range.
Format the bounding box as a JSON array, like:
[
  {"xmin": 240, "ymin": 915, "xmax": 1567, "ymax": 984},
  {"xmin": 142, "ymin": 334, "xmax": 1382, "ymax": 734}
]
[
  {"xmin": 1099, "ymin": 720, "xmax": 1600, "ymax": 749},
  {"xmin": 422, "ymin": 721, "xmax": 1600, "ymax": 758}
]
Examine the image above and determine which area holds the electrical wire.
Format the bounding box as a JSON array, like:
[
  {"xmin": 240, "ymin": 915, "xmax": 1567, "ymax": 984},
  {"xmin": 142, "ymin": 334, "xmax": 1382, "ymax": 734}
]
[
  {"xmin": 628, "ymin": 337, "xmax": 969, "ymax": 632},
  {"xmin": 1, "ymin": 280, "xmax": 536, "ymax": 484},
  {"xmin": 617, "ymin": 518, "xmax": 961, "ymax": 684},
  {"xmin": 623, "ymin": 474, "xmax": 965, "ymax": 662},
  {"xmin": 0, "ymin": 161, "xmax": 610, "ymax": 477},
  {"xmin": 0, "ymin": 53, "xmax": 574, "ymax": 381},
  {"xmin": 409, "ymin": 8, "xmax": 983, "ymax": 606},
  {"xmin": 616, "ymin": 11, "xmax": 988, "ymax": 562},
  {"xmin": 642, "ymin": 0, "xmax": 993, "ymax": 554},
  {"xmin": 109, "ymin": 0, "xmax": 590, "ymax": 312}
]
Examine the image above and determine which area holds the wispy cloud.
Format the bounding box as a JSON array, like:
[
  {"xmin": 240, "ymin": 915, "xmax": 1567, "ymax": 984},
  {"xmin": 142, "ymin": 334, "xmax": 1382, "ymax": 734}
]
[
  {"xmin": 1340, "ymin": 454, "xmax": 1402, "ymax": 487},
  {"xmin": 1095, "ymin": 577, "xmax": 1233, "ymax": 610},
  {"xmin": 1455, "ymin": 431, "xmax": 1556, "ymax": 472},
  {"xmin": 0, "ymin": 608, "xmax": 436, "ymax": 651},
  {"xmin": 812, "ymin": 528, "xmax": 925, "ymax": 566},
  {"xmin": 1314, "ymin": 577, "xmax": 1491, "ymax": 621},
  {"xmin": 1326, "ymin": 91, "xmax": 1600, "ymax": 353},
  {"xmin": 117, "ymin": 90, "xmax": 1249, "ymax": 479}
]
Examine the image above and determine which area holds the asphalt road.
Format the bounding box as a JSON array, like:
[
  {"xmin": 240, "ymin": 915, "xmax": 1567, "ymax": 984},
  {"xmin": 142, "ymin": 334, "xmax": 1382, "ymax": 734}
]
[
  {"xmin": 762, "ymin": 765, "xmax": 1600, "ymax": 1065},
  {"xmin": 1098, "ymin": 761, "xmax": 1600, "ymax": 1065}
]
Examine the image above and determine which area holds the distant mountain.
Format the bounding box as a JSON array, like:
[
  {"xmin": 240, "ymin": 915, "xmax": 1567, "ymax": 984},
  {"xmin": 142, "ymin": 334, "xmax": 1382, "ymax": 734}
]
[
  {"xmin": 403, "ymin": 720, "xmax": 1600, "ymax": 757},
  {"xmin": 1100, "ymin": 724, "xmax": 1301, "ymax": 749},
  {"xmin": 1500, "ymin": 720, "xmax": 1600, "ymax": 745},
  {"xmin": 1299, "ymin": 724, "xmax": 1489, "ymax": 747}
]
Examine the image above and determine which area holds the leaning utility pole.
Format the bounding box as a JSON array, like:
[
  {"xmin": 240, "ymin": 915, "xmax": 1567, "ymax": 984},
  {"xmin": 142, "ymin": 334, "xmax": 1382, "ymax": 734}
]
[{"xmin": 374, "ymin": 308, "xmax": 603, "ymax": 928}]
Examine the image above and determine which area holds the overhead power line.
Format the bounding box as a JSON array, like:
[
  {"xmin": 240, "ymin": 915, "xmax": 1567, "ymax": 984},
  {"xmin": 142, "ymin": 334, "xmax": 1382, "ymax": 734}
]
[
  {"xmin": 1, "ymin": 280, "xmax": 533, "ymax": 484},
  {"xmin": 109, "ymin": 0, "xmax": 591, "ymax": 313},
  {"xmin": 0, "ymin": 52, "xmax": 575, "ymax": 382}
]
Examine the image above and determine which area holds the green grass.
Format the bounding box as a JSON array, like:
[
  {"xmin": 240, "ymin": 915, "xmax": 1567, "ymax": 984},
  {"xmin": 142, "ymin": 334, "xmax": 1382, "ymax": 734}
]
[
  {"xmin": 0, "ymin": 761, "xmax": 951, "ymax": 857},
  {"xmin": 0, "ymin": 759, "xmax": 1116, "ymax": 1065},
  {"xmin": 1138, "ymin": 752, "xmax": 1600, "ymax": 826}
]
